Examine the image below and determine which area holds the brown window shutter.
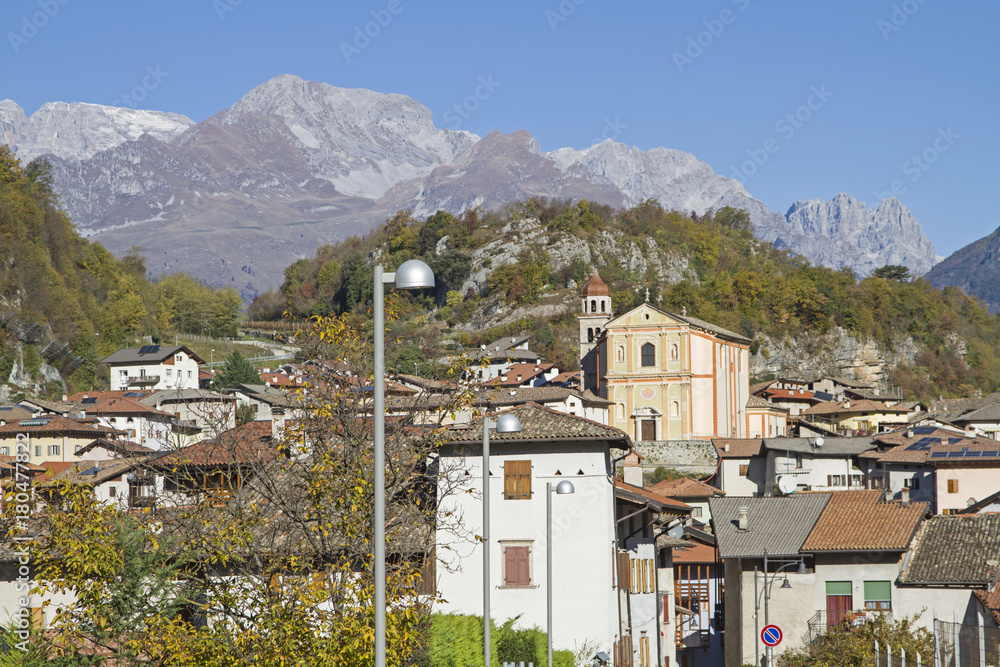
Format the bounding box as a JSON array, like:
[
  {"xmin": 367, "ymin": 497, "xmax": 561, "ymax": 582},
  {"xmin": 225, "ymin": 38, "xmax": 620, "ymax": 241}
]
[
  {"xmin": 504, "ymin": 546, "xmax": 516, "ymax": 584},
  {"xmin": 663, "ymin": 593, "xmax": 671, "ymax": 621},
  {"xmin": 504, "ymin": 463, "xmax": 517, "ymax": 499},
  {"xmin": 518, "ymin": 460, "xmax": 531, "ymax": 499},
  {"xmin": 504, "ymin": 546, "xmax": 529, "ymax": 585}
]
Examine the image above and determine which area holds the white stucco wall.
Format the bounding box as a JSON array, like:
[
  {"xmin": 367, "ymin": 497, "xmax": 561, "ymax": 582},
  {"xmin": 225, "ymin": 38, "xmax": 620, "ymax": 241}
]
[
  {"xmin": 935, "ymin": 466, "xmax": 1000, "ymax": 513},
  {"xmin": 435, "ymin": 441, "xmax": 619, "ymax": 654}
]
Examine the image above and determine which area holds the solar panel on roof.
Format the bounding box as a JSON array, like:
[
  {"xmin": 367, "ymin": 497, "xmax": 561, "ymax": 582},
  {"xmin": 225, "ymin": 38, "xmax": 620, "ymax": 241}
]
[
  {"xmin": 913, "ymin": 426, "xmax": 935, "ymax": 434},
  {"xmin": 906, "ymin": 437, "xmax": 939, "ymax": 451},
  {"xmin": 947, "ymin": 438, "xmax": 965, "ymax": 445},
  {"xmin": 930, "ymin": 451, "xmax": 948, "ymax": 458},
  {"xmin": 0, "ymin": 406, "xmax": 13, "ymax": 411},
  {"xmin": 18, "ymin": 418, "xmax": 50, "ymax": 426},
  {"xmin": 947, "ymin": 451, "xmax": 966, "ymax": 458},
  {"xmin": 138, "ymin": 345, "xmax": 160, "ymax": 355},
  {"xmin": 123, "ymin": 392, "xmax": 142, "ymax": 398},
  {"xmin": 81, "ymin": 397, "xmax": 97, "ymax": 404}
]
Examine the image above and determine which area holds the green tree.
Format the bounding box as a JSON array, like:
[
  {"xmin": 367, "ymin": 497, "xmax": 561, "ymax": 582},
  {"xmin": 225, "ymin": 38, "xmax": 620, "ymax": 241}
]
[
  {"xmin": 213, "ymin": 349, "xmax": 260, "ymax": 388},
  {"xmin": 871, "ymin": 265, "xmax": 911, "ymax": 282}
]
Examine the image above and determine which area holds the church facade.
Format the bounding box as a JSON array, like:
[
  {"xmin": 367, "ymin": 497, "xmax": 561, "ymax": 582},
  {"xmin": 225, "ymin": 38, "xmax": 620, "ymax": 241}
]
[{"xmin": 579, "ymin": 272, "xmax": 752, "ymax": 441}]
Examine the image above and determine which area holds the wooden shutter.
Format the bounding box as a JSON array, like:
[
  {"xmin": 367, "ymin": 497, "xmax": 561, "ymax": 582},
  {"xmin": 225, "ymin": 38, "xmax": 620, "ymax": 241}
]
[
  {"xmin": 948, "ymin": 479, "xmax": 958, "ymax": 493},
  {"xmin": 504, "ymin": 460, "xmax": 532, "ymax": 499},
  {"xmin": 617, "ymin": 551, "xmax": 631, "ymax": 590},
  {"xmin": 504, "ymin": 546, "xmax": 529, "ymax": 585}
]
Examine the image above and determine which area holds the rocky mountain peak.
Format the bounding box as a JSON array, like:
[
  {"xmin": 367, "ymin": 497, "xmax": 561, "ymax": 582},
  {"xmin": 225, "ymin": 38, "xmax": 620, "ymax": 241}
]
[
  {"xmin": 10, "ymin": 101, "xmax": 193, "ymax": 163},
  {"xmin": 0, "ymin": 100, "xmax": 26, "ymax": 148}
]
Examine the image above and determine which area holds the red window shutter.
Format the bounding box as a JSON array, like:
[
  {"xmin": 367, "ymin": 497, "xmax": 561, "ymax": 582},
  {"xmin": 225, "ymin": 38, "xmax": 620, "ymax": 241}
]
[
  {"xmin": 516, "ymin": 547, "xmax": 529, "ymax": 585},
  {"xmin": 504, "ymin": 546, "xmax": 529, "ymax": 585},
  {"xmin": 504, "ymin": 546, "xmax": 516, "ymax": 584}
]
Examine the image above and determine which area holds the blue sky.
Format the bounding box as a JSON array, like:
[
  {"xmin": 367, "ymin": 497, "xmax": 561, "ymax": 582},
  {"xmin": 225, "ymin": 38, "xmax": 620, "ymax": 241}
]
[{"xmin": 1, "ymin": 0, "xmax": 997, "ymax": 257}]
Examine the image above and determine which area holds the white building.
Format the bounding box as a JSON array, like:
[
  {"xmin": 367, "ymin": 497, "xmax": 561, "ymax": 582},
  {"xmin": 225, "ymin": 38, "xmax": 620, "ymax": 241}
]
[
  {"xmin": 102, "ymin": 345, "xmax": 203, "ymax": 392},
  {"xmin": 435, "ymin": 403, "xmax": 629, "ymax": 655}
]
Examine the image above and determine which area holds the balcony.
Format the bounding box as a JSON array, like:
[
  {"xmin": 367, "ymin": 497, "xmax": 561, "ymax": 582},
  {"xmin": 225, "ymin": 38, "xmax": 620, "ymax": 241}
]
[
  {"xmin": 807, "ymin": 610, "xmax": 893, "ymax": 643},
  {"xmin": 127, "ymin": 375, "xmax": 160, "ymax": 385}
]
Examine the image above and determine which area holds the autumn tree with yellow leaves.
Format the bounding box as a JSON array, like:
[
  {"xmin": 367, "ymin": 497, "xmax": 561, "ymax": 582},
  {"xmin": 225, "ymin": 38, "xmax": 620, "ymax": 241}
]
[{"xmin": 7, "ymin": 309, "xmax": 476, "ymax": 666}]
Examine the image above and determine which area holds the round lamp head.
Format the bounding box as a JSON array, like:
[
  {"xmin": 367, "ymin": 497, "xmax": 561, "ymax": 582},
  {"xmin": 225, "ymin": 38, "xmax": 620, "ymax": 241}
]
[
  {"xmin": 494, "ymin": 414, "xmax": 522, "ymax": 434},
  {"xmin": 555, "ymin": 480, "xmax": 575, "ymax": 495},
  {"xmin": 394, "ymin": 259, "xmax": 435, "ymax": 290}
]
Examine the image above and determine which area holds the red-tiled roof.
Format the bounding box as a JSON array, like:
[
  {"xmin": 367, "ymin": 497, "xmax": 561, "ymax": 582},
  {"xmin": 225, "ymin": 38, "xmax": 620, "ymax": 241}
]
[
  {"xmin": 0, "ymin": 415, "xmax": 114, "ymax": 437},
  {"xmin": 672, "ymin": 540, "xmax": 717, "ymax": 564},
  {"xmin": 802, "ymin": 400, "xmax": 909, "ymax": 416},
  {"xmin": 762, "ymin": 388, "xmax": 816, "ymax": 401},
  {"xmin": 648, "ymin": 477, "xmax": 725, "ymax": 499},
  {"xmin": 156, "ymin": 421, "xmax": 278, "ymax": 467},
  {"xmin": 85, "ymin": 396, "xmax": 174, "ymax": 418},
  {"xmin": 66, "ymin": 390, "xmax": 151, "ymax": 402},
  {"xmin": 801, "ymin": 490, "xmax": 927, "ymax": 552},
  {"xmin": 711, "ymin": 438, "xmax": 764, "ymax": 458},
  {"xmin": 615, "ymin": 481, "xmax": 692, "ymax": 512}
]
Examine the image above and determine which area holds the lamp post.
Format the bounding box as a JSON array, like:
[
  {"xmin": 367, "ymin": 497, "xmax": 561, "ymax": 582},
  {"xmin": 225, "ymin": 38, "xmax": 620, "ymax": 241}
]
[
  {"xmin": 211, "ymin": 349, "xmax": 214, "ymax": 367},
  {"xmin": 374, "ymin": 260, "xmax": 435, "ymax": 667},
  {"xmin": 547, "ymin": 480, "xmax": 575, "ymax": 667},
  {"xmin": 758, "ymin": 549, "xmax": 807, "ymax": 667},
  {"xmin": 483, "ymin": 413, "xmax": 522, "ymax": 667}
]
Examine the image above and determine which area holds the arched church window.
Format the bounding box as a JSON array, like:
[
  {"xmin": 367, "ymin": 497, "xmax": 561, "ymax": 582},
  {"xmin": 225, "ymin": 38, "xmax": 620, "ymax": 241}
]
[
  {"xmin": 588, "ymin": 328, "xmax": 594, "ymax": 342},
  {"xmin": 600, "ymin": 300, "xmax": 605, "ymax": 312},
  {"xmin": 641, "ymin": 343, "xmax": 655, "ymax": 367},
  {"xmin": 591, "ymin": 299, "xmax": 597, "ymax": 313}
]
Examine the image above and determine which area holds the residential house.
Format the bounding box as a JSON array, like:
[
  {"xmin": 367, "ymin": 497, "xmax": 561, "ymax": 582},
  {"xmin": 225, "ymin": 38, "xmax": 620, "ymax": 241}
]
[
  {"xmin": 672, "ymin": 528, "xmax": 724, "ymax": 667},
  {"xmin": 79, "ymin": 396, "xmax": 176, "ymax": 450},
  {"xmin": 929, "ymin": 440, "xmax": 1000, "ymax": 514},
  {"xmin": 710, "ymin": 438, "xmax": 766, "ymax": 497},
  {"xmin": 949, "ymin": 402, "xmax": 1000, "ymax": 440},
  {"xmin": 897, "ymin": 514, "xmax": 1000, "ymax": 638},
  {"xmin": 648, "ymin": 477, "xmax": 725, "ymax": 525},
  {"xmin": 753, "ymin": 385, "xmax": 822, "ymax": 418},
  {"xmin": 800, "ymin": 400, "xmax": 911, "ymax": 435},
  {"xmin": 614, "ymin": 480, "xmax": 693, "ymax": 667},
  {"xmin": 481, "ymin": 362, "xmax": 560, "ymax": 389},
  {"xmin": 139, "ymin": 388, "xmax": 238, "ymax": 441},
  {"xmin": 585, "ymin": 271, "xmax": 751, "ymax": 442},
  {"xmin": 465, "ymin": 335, "xmax": 540, "ymax": 383},
  {"xmin": 0, "ymin": 415, "xmax": 117, "ymax": 464},
  {"xmin": 434, "ymin": 403, "xmax": 632, "ymax": 657},
  {"xmin": 73, "ymin": 437, "xmax": 154, "ymax": 461},
  {"xmin": 545, "ymin": 370, "xmax": 581, "ymax": 388},
  {"xmin": 101, "ymin": 345, "xmax": 203, "ymax": 391},
  {"xmin": 226, "ymin": 383, "xmax": 304, "ymax": 421},
  {"xmin": 712, "ymin": 491, "xmax": 928, "ymax": 666},
  {"xmin": 957, "ymin": 489, "xmax": 1000, "ymax": 514},
  {"xmin": 745, "ymin": 395, "xmax": 788, "ymax": 438},
  {"xmin": 762, "ymin": 437, "xmax": 874, "ymax": 494},
  {"xmin": 46, "ymin": 457, "xmax": 157, "ymax": 509}
]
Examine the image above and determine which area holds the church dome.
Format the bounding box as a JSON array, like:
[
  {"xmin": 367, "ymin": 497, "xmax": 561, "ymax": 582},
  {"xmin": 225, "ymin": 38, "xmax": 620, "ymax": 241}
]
[{"xmin": 582, "ymin": 271, "xmax": 611, "ymax": 297}]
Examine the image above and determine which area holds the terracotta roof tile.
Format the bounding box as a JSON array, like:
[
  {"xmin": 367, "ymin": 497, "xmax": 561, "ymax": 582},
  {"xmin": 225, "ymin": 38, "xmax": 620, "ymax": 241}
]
[
  {"xmin": 900, "ymin": 514, "xmax": 1000, "ymax": 584},
  {"xmin": 801, "ymin": 490, "xmax": 927, "ymax": 552},
  {"xmin": 648, "ymin": 477, "xmax": 725, "ymax": 499},
  {"xmin": 446, "ymin": 402, "xmax": 630, "ymax": 448},
  {"xmin": 711, "ymin": 438, "xmax": 764, "ymax": 458},
  {"xmin": 615, "ymin": 481, "xmax": 692, "ymax": 512},
  {"xmin": 156, "ymin": 421, "xmax": 278, "ymax": 467}
]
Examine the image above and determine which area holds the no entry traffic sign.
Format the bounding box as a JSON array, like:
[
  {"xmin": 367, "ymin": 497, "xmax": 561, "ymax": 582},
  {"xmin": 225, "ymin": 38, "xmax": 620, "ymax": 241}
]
[{"xmin": 761, "ymin": 625, "xmax": 782, "ymax": 647}]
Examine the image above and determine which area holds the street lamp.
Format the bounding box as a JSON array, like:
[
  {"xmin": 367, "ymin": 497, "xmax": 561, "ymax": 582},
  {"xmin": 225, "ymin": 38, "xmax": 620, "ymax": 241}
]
[
  {"xmin": 483, "ymin": 412, "xmax": 522, "ymax": 667},
  {"xmin": 547, "ymin": 480, "xmax": 575, "ymax": 667},
  {"xmin": 756, "ymin": 549, "xmax": 807, "ymax": 667},
  {"xmin": 373, "ymin": 260, "xmax": 434, "ymax": 667},
  {"xmin": 211, "ymin": 349, "xmax": 214, "ymax": 366}
]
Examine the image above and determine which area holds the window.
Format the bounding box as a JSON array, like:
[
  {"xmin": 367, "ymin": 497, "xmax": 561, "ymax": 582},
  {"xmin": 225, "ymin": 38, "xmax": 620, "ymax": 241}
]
[
  {"xmin": 827, "ymin": 475, "xmax": 846, "ymax": 487},
  {"xmin": 48, "ymin": 444, "xmax": 60, "ymax": 456},
  {"xmin": 502, "ymin": 543, "xmax": 531, "ymax": 586},
  {"xmin": 948, "ymin": 479, "xmax": 959, "ymax": 493},
  {"xmin": 641, "ymin": 343, "xmax": 655, "ymax": 367},
  {"xmin": 600, "ymin": 300, "xmax": 605, "ymax": 313},
  {"xmin": 691, "ymin": 506, "xmax": 703, "ymax": 518},
  {"xmin": 904, "ymin": 477, "xmax": 920, "ymax": 489},
  {"xmin": 590, "ymin": 299, "xmax": 597, "ymax": 313},
  {"xmin": 588, "ymin": 328, "xmax": 594, "ymax": 343},
  {"xmin": 795, "ymin": 454, "xmax": 803, "ymax": 469},
  {"xmin": 34, "ymin": 445, "xmax": 41, "ymax": 457},
  {"xmin": 864, "ymin": 580, "xmax": 891, "ymax": 610},
  {"xmin": 739, "ymin": 464, "xmax": 749, "ymax": 476},
  {"xmin": 850, "ymin": 474, "xmax": 863, "ymax": 487},
  {"xmin": 109, "ymin": 486, "xmax": 117, "ymax": 498},
  {"xmin": 166, "ymin": 368, "xmax": 172, "ymax": 377},
  {"xmin": 504, "ymin": 460, "xmax": 531, "ymax": 499},
  {"xmin": 0, "ymin": 446, "xmax": 7, "ymax": 456},
  {"xmin": 119, "ymin": 369, "xmax": 128, "ymax": 378},
  {"xmin": 187, "ymin": 370, "xmax": 192, "ymax": 378}
]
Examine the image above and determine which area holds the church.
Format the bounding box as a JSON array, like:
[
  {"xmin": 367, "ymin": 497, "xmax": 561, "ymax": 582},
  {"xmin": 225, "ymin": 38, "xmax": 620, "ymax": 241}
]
[{"xmin": 579, "ymin": 271, "xmax": 753, "ymax": 441}]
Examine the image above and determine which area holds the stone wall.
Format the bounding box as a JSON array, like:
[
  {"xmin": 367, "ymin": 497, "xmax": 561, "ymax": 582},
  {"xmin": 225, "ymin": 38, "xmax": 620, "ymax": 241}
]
[{"xmin": 634, "ymin": 439, "xmax": 718, "ymax": 476}]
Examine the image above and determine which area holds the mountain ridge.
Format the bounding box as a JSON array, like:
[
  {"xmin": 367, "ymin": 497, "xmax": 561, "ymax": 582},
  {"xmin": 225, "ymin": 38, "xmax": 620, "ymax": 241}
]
[{"xmin": 3, "ymin": 74, "xmax": 940, "ymax": 298}]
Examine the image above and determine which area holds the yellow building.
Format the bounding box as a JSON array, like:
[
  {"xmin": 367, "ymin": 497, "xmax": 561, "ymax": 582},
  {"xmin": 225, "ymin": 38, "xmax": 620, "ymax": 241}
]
[{"xmin": 580, "ymin": 272, "xmax": 751, "ymax": 441}]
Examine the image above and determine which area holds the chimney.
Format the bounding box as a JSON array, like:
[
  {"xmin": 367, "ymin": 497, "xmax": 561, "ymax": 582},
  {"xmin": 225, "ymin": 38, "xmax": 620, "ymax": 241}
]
[
  {"xmin": 737, "ymin": 506, "xmax": 749, "ymax": 531},
  {"xmin": 724, "ymin": 442, "xmax": 731, "ymax": 453},
  {"xmin": 966, "ymin": 427, "xmax": 977, "ymax": 438},
  {"xmin": 61, "ymin": 394, "xmax": 67, "ymax": 402},
  {"xmin": 901, "ymin": 487, "xmax": 911, "ymax": 507},
  {"xmin": 906, "ymin": 428, "xmax": 914, "ymax": 439},
  {"xmin": 272, "ymin": 407, "xmax": 286, "ymax": 443}
]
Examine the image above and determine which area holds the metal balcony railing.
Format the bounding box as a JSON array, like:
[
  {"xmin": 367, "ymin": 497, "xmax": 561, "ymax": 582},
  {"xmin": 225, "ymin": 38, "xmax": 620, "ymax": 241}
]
[
  {"xmin": 807, "ymin": 609, "xmax": 893, "ymax": 643},
  {"xmin": 127, "ymin": 375, "xmax": 160, "ymax": 385}
]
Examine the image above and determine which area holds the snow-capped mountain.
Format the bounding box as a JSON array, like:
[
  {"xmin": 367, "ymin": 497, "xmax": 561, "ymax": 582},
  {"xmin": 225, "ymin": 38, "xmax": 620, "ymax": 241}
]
[
  {"xmin": 3, "ymin": 75, "xmax": 940, "ymax": 299},
  {"xmin": 4, "ymin": 100, "xmax": 194, "ymax": 163}
]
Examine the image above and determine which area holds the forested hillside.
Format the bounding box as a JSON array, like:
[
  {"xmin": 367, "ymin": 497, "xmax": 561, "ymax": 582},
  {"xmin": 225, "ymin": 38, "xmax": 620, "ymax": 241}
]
[
  {"xmin": 0, "ymin": 146, "xmax": 242, "ymax": 393},
  {"xmin": 249, "ymin": 199, "xmax": 1000, "ymax": 402}
]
